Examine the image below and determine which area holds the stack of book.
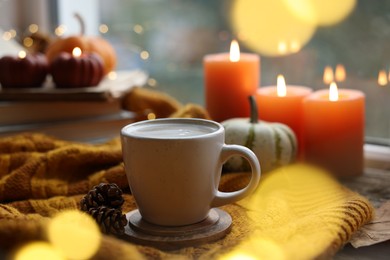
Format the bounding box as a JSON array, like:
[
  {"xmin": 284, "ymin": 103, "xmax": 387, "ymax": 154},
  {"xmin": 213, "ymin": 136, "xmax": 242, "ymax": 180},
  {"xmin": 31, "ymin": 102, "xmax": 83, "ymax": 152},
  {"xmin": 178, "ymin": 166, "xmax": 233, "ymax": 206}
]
[{"xmin": 0, "ymin": 70, "xmax": 148, "ymax": 142}]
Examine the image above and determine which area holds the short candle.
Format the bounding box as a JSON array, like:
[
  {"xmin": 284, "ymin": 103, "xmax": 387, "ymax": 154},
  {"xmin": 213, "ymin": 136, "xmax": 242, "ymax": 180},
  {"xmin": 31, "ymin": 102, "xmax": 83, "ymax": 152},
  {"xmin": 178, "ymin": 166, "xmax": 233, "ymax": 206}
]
[
  {"xmin": 204, "ymin": 40, "xmax": 260, "ymax": 122},
  {"xmin": 302, "ymin": 82, "xmax": 365, "ymax": 178},
  {"xmin": 256, "ymin": 75, "xmax": 312, "ymax": 157}
]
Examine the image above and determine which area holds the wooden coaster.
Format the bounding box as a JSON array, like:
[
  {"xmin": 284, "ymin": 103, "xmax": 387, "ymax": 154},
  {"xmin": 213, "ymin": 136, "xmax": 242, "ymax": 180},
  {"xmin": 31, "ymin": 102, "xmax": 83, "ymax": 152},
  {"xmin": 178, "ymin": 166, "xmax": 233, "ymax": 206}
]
[{"xmin": 122, "ymin": 208, "xmax": 232, "ymax": 250}]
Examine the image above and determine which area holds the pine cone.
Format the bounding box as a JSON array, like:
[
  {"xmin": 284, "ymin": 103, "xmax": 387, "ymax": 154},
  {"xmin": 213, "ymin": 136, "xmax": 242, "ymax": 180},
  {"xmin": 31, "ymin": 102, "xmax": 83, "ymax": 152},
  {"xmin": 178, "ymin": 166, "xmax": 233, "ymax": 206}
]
[
  {"xmin": 89, "ymin": 206, "xmax": 128, "ymax": 235},
  {"xmin": 80, "ymin": 183, "xmax": 124, "ymax": 212}
]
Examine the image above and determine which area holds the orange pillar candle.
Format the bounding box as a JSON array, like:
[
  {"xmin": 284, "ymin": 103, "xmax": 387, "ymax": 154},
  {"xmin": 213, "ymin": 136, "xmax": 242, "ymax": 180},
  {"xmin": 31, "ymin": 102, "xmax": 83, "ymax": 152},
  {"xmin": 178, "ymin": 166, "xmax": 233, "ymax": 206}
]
[
  {"xmin": 204, "ymin": 40, "xmax": 260, "ymax": 122},
  {"xmin": 256, "ymin": 75, "xmax": 312, "ymax": 157},
  {"xmin": 302, "ymin": 82, "xmax": 365, "ymax": 178}
]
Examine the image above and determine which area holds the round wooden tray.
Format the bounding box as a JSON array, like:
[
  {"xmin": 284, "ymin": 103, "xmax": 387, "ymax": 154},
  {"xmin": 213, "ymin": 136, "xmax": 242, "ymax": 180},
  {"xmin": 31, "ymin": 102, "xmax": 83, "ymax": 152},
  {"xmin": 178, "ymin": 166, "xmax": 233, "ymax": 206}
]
[{"xmin": 122, "ymin": 208, "xmax": 232, "ymax": 250}]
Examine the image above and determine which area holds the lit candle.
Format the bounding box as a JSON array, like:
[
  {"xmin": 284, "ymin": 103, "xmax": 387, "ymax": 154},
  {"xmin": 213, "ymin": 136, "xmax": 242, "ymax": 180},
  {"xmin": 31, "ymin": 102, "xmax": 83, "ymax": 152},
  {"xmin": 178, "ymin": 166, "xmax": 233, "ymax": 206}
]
[
  {"xmin": 204, "ymin": 40, "xmax": 260, "ymax": 122},
  {"xmin": 50, "ymin": 47, "xmax": 105, "ymax": 88},
  {"xmin": 0, "ymin": 51, "xmax": 48, "ymax": 88},
  {"xmin": 256, "ymin": 75, "xmax": 312, "ymax": 157},
  {"xmin": 302, "ymin": 82, "xmax": 365, "ymax": 178}
]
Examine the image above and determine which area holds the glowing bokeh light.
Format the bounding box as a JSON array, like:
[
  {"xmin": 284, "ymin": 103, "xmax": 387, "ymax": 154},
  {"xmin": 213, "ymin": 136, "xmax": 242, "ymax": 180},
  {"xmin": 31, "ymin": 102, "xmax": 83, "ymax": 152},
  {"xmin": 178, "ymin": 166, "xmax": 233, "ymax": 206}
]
[
  {"xmin": 147, "ymin": 112, "xmax": 156, "ymax": 120},
  {"xmin": 54, "ymin": 25, "xmax": 67, "ymax": 36},
  {"xmin": 14, "ymin": 242, "xmax": 65, "ymax": 260},
  {"xmin": 99, "ymin": 24, "xmax": 109, "ymax": 34},
  {"xmin": 108, "ymin": 71, "xmax": 118, "ymax": 80},
  {"xmin": 133, "ymin": 24, "xmax": 144, "ymax": 34},
  {"xmin": 283, "ymin": 0, "xmax": 356, "ymax": 26},
  {"xmin": 147, "ymin": 78, "xmax": 157, "ymax": 87},
  {"xmin": 140, "ymin": 50, "xmax": 150, "ymax": 60},
  {"xmin": 47, "ymin": 210, "xmax": 101, "ymax": 260},
  {"xmin": 230, "ymin": 0, "xmax": 316, "ymax": 56},
  {"xmin": 23, "ymin": 37, "xmax": 33, "ymax": 48},
  {"xmin": 28, "ymin": 24, "xmax": 39, "ymax": 34},
  {"xmin": 378, "ymin": 70, "xmax": 388, "ymax": 86}
]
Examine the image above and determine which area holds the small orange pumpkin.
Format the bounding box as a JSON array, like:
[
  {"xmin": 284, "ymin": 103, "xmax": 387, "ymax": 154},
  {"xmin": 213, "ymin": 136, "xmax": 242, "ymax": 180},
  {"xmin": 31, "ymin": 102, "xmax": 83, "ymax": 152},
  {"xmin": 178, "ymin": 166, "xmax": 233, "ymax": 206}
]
[{"xmin": 45, "ymin": 13, "xmax": 116, "ymax": 75}]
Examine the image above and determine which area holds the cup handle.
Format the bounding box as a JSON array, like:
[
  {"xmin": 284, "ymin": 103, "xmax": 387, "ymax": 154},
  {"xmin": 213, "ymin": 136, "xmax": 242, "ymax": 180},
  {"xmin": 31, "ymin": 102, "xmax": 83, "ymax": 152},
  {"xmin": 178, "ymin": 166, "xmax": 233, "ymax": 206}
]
[{"xmin": 211, "ymin": 144, "xmax": 261, "ymax": 207}]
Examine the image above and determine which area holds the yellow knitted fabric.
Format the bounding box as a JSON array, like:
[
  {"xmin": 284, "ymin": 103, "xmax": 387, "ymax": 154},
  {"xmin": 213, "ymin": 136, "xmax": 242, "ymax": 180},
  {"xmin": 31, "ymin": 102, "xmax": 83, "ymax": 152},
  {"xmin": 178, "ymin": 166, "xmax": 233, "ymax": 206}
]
[
  {"xmin": 221, "ymin": 164, "xmax": 373, "ymax": 260},
  {"xmin": 0, "ymin": 134, "xmax": 373, "ymax": 259}
]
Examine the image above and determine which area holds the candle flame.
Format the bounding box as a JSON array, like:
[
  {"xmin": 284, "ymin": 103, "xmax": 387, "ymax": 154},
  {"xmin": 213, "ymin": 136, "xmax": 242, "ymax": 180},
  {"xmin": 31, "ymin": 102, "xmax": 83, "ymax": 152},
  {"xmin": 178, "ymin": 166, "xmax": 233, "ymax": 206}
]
[
  {"xmin": 277, "ymin": 74, "xmax": 287, "ymax": 97},
  {"xmin": 378, "ymin": 70, "xmax": 388, "ymax": 86},
  {"xmin": 323, "ymin": 66, "xmax": 334, "ymax": 85},
  {"xmin": 229, "ymin": 39, "xmax": 240, "ymax": 62},
  {"xmin": 72, "ymin": 47, "xmax": 82, "ymax": 57},
  {"xmin": 335, "ymin": 64, "xmax": 346, "ymax": 82},
  {"xmin": 18, "ymin": 51, "xmax": 27, "ymax": 59},
  {"xmin": 329, "ymin": 82, "xmax": 339, "ymax": 102}
]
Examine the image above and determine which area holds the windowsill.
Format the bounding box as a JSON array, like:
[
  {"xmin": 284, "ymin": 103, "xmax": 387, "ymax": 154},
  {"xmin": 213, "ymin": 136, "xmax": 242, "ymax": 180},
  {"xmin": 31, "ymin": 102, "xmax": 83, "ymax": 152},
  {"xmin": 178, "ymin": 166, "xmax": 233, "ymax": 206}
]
[{"xmin": 364, "ymin": 144, "xmax": 390, "ymax": 170}]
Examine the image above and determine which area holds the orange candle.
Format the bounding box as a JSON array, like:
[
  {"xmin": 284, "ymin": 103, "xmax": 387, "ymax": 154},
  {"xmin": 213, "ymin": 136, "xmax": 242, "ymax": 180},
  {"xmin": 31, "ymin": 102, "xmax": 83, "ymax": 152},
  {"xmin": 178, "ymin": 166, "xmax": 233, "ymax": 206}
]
[
  {"xmin": 256, "ymin": 75, "xmax": 312, "ymax": 157},
  {"xmin": 204, "ymin": 40, "xmax": 260, "ymax": 122},
  {"xmin": 302, "ymin": 82, "xmax": 365, "ymax": 178}
]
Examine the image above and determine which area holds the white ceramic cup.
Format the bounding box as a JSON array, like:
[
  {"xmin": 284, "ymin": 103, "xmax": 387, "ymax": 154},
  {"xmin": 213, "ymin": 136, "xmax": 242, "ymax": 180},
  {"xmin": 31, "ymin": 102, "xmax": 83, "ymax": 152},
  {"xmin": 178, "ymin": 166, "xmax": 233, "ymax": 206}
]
[{"xmin": 121, "ymin": 118, "xmax": 261, "ymax": 226}]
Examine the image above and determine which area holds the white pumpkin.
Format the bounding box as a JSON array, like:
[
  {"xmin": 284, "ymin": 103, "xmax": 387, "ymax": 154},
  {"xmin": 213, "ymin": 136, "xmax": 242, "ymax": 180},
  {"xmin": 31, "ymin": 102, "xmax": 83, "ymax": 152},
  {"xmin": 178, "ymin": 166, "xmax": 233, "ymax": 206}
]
[{"xmin": 222, "ymin": 96, "xmax": 297, "ymax": 173}]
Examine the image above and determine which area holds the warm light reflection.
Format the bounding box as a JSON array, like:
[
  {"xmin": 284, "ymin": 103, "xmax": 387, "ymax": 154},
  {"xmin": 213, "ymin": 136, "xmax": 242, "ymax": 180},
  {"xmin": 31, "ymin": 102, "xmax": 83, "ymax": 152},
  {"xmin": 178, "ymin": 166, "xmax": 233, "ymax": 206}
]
[
  {"xmin": 18, "ymin": 51, "xmax": 27, "ymax": 59},
  {"xmin": 48, "ymin": 210, "xmax": 101, "ymax": 260},
  {"xmin": 72, "ymin": 47, "xmax": 82, "ymax": 57},
  {"xmin": 14, "ymin": 242, "xmax": 65, "ymax": 260},
  {"xmin": 329, "ymin": 82, "xmax": 339, "ymax": 101},
  {"xmin": 335, "ymin": 64, "xmax": 346, "ymax": 82},
  {"xmin": 230, "ymin": 39, "xmax": 240, "ymax": 62},
  {"xmin": 323, "ymin": 66, "xmax": 334, "ymax": 85},
  {"xmin": 277, "ymin": 74, "xmax": 287, "ymax": 97},
  {"xmin": 378, "ymin": 70, "xmax": 388, "ymax": 86},
  {"xmin": 231, "ymin": 0, "xmax": 316, "ymax": 56}
]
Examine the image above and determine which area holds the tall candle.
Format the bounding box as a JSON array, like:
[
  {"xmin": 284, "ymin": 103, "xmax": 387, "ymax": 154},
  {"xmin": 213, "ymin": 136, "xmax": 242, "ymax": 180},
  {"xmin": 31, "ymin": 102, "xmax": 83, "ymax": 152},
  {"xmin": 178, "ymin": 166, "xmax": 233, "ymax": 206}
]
[
  {"xmin": 204, "ymin": 40, "xmax": 260, "ymax": 122},
  {"xmin": 256, "ymin": 75, "xmax": 312, "ymax": 157},
  {"xmin": 302, "ymin": 82, "xmax": 365, "ymax": 178}
]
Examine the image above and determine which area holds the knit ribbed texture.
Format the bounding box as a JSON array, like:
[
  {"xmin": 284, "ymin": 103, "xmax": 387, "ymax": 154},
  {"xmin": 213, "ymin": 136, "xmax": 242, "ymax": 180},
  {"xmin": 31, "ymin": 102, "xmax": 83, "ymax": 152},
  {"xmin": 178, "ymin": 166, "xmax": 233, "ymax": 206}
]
[{"xmin": 221, "ymin": 165, "xmax": 373, "ymax": 259}]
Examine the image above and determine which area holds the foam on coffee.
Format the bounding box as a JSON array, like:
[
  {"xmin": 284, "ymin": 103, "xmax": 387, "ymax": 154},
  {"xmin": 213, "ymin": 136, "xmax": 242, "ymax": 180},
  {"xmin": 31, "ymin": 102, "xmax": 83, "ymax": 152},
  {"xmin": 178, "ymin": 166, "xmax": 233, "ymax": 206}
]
[{"xmin": 123, "ymin": 121, "xmax": 220, "ymax": 139}]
